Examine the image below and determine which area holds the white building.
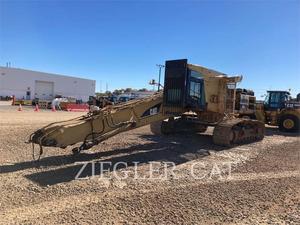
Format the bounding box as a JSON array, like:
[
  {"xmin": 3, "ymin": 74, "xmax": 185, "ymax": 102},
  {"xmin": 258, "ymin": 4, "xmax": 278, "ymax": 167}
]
[{"xmin": 0, "ymin": 66, "xmax": 95, "ymax": 102}]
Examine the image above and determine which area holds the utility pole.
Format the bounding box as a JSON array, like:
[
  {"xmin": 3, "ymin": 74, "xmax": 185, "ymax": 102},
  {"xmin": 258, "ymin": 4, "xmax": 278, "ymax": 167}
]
[{"xmin": 156, "ymin": 64, "xmax": 165, "ymax": 91}]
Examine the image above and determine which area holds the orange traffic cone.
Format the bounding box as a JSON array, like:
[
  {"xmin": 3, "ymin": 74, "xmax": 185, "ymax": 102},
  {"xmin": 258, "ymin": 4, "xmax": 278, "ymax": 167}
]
[
  {"xmin": 34, "ymin": 104, "xmax": 39, "ymax": 112},
  {"xmin": 18, "ymin": 104, "xmax": 22, "ymax": 111},
  {"xmin": 51, "ymin": 105, "xmax": 56, "ymax": 112}
]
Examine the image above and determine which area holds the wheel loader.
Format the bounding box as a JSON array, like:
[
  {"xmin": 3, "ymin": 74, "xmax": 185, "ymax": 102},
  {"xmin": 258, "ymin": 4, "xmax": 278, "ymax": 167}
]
[
  {"xmin": 256, "ymin": 91, "xmax": 300, "ymax": 132},
  {"xmin": 236, "ymin": 89, "xmax": 300, "ymax": 132},
  {"xmin": 29, "ymin": 59, "xmax": 264, "ymax": 157}
]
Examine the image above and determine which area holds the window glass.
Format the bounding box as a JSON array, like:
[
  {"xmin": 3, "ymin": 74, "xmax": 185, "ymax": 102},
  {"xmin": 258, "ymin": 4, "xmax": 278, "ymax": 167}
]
[
  {"xmin": 282, "ymin": 93, "xmax": 288, "ymax": 102},
  {"xmin": 190, "ymin": 70, "xmax": 203, "ymax": 79},
  {"xmin": 264, "ymin": 93, "xmax": 270, "ymax": 104},
  {"xmin": 269, "ymin": 92, "xmax": 281, "ymax": 108},
  {"xmin": 189, "ymin": 81, "xmax": 201, "ymax": 100},
  {"xmin": 270, "ymin": 93, "xmax": 280, "ymax": 103}
]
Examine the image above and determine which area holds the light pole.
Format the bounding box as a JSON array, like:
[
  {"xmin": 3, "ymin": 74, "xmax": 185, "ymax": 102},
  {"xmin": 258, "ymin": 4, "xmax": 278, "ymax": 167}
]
[{"xmin": 156, "ymin": 64, "xmax": 165, "ymax": 91}]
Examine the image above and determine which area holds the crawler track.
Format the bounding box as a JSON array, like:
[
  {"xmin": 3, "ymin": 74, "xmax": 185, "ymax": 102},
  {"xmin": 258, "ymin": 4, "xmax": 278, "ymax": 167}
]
[{"xmin": 213, "ymin": 118, "xmax": 265, "ymax": 146}]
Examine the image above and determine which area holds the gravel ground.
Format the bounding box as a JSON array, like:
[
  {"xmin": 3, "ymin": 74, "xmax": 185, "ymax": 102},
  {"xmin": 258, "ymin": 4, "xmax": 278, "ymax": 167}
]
[{"xmin": 0, "ymin": 104, "xmax": 299, "ymax": 224}]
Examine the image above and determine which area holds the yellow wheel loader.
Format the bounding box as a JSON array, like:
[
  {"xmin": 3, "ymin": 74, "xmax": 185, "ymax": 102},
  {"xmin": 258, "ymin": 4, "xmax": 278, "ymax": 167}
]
[
  {"xmin": 235, "ymin": 89, "xmax": 300, "ymax": 132},
  {"xmin": 29, "ymin": 59, "xmax": 264, "ymax": 157},
  {"xmin": 256, "ymin": 91, "xmax": 300, "ymax": 132}
]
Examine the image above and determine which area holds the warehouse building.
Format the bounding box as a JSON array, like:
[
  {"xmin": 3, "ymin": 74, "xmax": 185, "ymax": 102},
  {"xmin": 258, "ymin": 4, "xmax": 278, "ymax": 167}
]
[{"xmin": 0, "ymin": 66, "xmax": 96, "ymax": 102}]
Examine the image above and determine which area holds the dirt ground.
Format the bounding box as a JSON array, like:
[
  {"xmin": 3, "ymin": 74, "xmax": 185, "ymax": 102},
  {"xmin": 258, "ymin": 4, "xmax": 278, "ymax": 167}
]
[{"xmin": 0, "ymin": 104, "xmax": 299, "ymax": 225}]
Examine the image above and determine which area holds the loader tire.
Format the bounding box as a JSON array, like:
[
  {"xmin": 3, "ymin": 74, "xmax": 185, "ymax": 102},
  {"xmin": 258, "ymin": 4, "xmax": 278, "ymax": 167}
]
[
  {"xmin": 150, "ymin": 121, "xmax": 163, "ymax": 135},
  {"xmin": 279, "ymin": 114, "xmax": 299, "ymax": 133}
]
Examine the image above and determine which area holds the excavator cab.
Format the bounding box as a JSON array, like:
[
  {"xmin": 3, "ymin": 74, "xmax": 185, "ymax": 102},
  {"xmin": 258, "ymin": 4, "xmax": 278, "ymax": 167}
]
[{"xmin": 163, "ymin": 59, "xmax": 205, "ymax": 115}]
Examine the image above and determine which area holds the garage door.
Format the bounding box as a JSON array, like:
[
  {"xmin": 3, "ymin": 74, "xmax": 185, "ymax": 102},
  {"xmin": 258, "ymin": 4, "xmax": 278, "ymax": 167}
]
[{"xmin": 35, "ymin": 81, "xmax": 54, "ymax": 100}]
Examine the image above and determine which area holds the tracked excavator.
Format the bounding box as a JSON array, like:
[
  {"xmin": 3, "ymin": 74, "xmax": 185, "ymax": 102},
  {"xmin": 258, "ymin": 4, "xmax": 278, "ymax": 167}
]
[{"xmin": 29, "ymin": 59, "xmax": 264, "ymax": 158}]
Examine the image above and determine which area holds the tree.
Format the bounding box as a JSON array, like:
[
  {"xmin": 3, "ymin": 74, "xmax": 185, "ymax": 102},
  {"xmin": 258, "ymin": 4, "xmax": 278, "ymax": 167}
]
[
  {"xmin": 95, "ymin": 92, "xmax": 105, "ymax": 97},
  {"xmin": 125, "ymin": 88, "xmax": 133, "ymax": 93},
  {"xmin": 113, "ymin": 89, "xmax": 124, "ymax": 95},
  {"xmin": 138, "ymin": 88, "xmax": 148, "ymax": 92},
  {"xmin": 105, "ymin": 91, "xmax": 112, "ymax": 96}
]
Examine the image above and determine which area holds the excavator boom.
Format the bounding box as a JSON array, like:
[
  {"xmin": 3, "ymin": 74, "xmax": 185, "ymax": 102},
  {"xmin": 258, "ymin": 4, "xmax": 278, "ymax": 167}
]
[{"xmin": 30, "ymin": 92, "xmax": 167, "ymax": 154}]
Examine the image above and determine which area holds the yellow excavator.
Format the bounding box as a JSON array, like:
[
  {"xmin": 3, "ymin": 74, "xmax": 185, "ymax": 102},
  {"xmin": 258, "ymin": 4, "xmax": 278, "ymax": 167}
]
[{"xmin": 29, "ymin": 59, "xmax": 264, "ymax": 157}]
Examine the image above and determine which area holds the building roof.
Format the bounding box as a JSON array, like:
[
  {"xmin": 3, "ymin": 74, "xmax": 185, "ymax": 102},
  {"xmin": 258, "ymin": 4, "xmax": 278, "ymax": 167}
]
[{"xmin": 0, "ymin": 66, "xmax": 95, "ymax": 82}]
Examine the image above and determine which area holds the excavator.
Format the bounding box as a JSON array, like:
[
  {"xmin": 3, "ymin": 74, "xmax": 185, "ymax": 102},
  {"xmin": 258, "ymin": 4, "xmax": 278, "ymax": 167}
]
[{"xmin": 29, "ymin": 59, "xmax": 264, "ymax": 158}]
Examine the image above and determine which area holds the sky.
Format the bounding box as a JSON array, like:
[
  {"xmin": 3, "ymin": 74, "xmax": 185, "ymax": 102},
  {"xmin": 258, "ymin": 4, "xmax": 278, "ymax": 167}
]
[{"xmin": 0, "ymin": 0, "xmax": 299, "ymax": 98}]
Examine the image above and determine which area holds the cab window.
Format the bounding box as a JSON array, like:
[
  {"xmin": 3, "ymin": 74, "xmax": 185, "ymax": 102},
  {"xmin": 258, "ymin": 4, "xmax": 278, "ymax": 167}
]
[
  {"xmin": 190, "ymin": 70, "xmax": 204, "ymax": 79},
  {"xmin": 189, "ymin": 81, "xmax": 201, "ymax": 100}
]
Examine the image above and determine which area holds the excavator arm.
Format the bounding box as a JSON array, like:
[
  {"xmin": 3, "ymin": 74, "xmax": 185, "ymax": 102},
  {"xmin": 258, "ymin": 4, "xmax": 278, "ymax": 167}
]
[{"xmin": 29, "ymin": 92, "xmax": 167, "ymax": 155}]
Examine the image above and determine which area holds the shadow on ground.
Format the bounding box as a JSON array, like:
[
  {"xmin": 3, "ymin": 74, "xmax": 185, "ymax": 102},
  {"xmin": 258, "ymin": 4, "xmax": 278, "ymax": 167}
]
[
  {"xmin": 1, "ymin": 126, "xmax": 297, "ymax": 186},
  {"xmin": 1, "ymin": 132, "xmax": 227, "ymax": 186}
]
